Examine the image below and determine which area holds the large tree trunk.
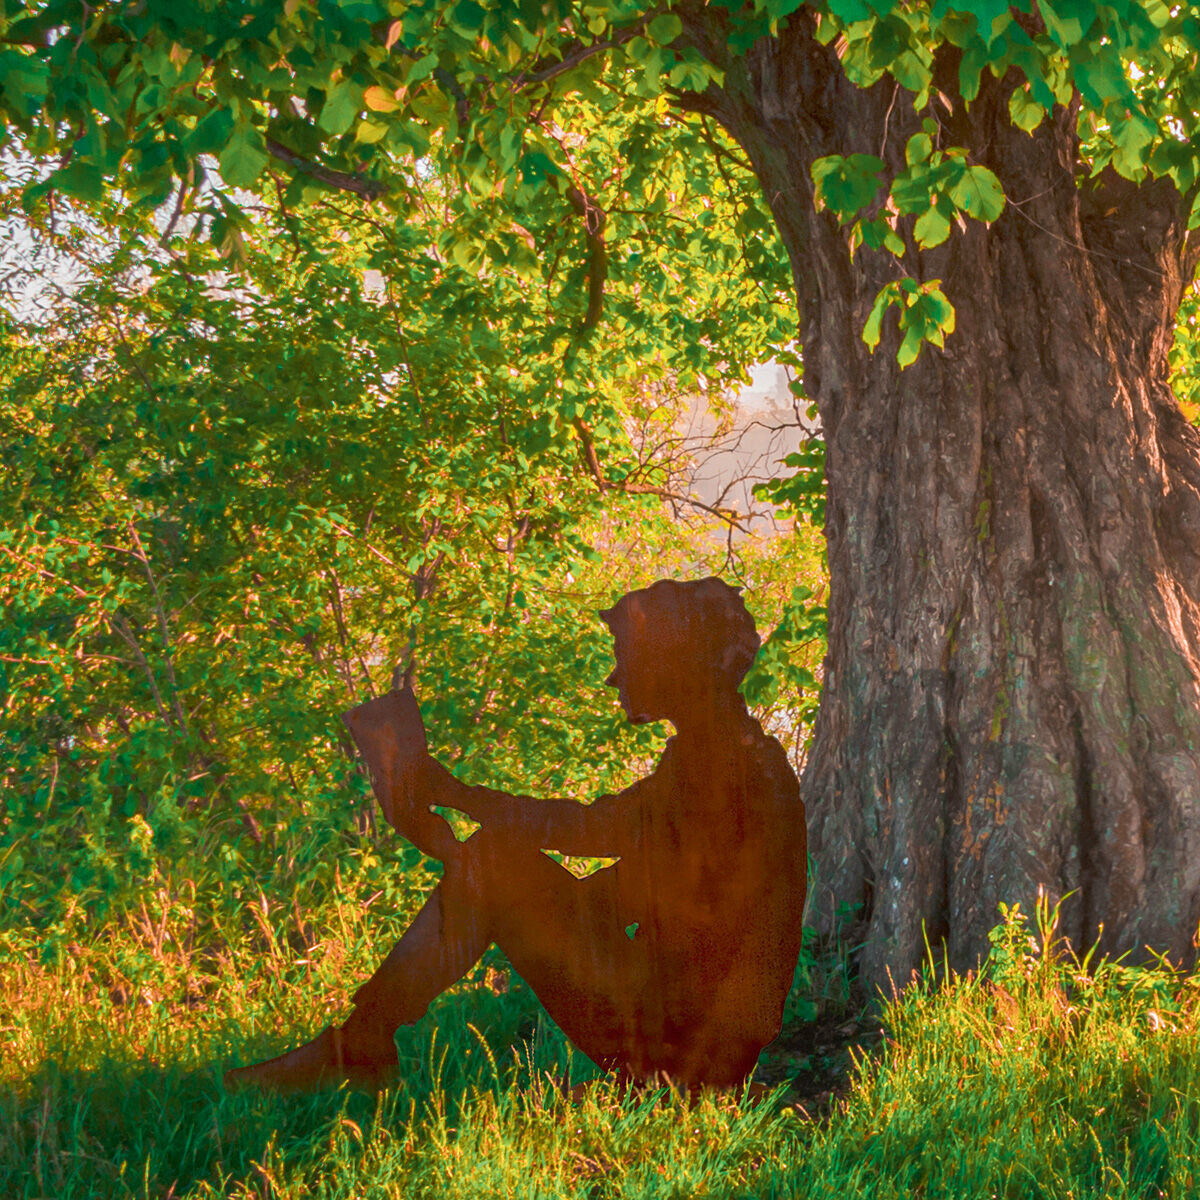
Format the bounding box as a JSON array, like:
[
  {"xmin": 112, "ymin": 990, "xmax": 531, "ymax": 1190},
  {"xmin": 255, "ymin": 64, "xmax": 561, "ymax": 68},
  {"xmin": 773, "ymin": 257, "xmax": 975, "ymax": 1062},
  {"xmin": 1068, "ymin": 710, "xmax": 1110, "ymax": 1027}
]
[{"xmin": 687, "ymin": 13, "xmax": 1200, "ymax": 991}]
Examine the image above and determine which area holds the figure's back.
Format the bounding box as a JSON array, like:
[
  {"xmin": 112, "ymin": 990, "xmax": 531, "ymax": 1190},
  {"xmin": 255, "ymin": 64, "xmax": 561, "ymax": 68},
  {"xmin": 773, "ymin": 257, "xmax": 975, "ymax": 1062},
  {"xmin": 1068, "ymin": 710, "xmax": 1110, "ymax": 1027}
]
[{"xmin": 496, "ymin": 709, "xmax": 806, "ymax": 1087}]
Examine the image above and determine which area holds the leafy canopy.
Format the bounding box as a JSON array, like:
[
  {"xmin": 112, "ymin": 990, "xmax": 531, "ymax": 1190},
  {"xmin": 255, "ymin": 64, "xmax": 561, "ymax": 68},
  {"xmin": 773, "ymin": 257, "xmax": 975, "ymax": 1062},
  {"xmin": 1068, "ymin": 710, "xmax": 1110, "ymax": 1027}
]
[{"xmin": 2, "ymin": 0, "xmax": 1199, "ymax": 365}]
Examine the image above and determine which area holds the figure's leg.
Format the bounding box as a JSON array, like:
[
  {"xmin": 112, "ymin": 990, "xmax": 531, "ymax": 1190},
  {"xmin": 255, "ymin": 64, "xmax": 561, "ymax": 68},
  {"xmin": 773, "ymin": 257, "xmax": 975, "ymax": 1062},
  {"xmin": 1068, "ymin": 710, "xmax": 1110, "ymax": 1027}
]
[
  {"xmin": 225, "ymin": 881, "xmax": 488, "ymax": 1092},
  {"xmin": 339, "ymin": 879, "xmax": 486, "ymax": 1057}
]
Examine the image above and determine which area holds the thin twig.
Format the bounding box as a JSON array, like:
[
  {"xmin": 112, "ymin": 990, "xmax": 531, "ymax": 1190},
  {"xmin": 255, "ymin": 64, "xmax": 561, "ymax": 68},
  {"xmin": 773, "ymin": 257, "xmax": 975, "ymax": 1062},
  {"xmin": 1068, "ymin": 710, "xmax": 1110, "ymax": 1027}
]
[
  {"xmin": 160, "ymin": 161, "xmax": 193, "ymax": 244},
  {"xmin": 327, "ymin": 520, "xmax": 399, "ymax": 568},
  {"xmin": 127, "ymin": 520, "xmax": 190, "ymax": 735},
  {"xmin": 327, "ymin": 565, "xmax": 374, "ymax": 693}
]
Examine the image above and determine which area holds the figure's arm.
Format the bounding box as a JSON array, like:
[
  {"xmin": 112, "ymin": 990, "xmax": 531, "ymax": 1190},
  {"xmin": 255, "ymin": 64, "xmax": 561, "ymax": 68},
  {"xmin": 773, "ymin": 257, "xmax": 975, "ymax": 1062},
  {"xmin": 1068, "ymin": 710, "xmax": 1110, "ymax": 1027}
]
[
  {"xmin": 342, "ymin": 687, "xmax": 461, "ymax": 862},
  {"xmin": 437, "ymin": 765, "xmax": 640, "ymax": 858},
  {"xmin": 344, "ymin": 687, "xmax": 644, "ymax": 860}
]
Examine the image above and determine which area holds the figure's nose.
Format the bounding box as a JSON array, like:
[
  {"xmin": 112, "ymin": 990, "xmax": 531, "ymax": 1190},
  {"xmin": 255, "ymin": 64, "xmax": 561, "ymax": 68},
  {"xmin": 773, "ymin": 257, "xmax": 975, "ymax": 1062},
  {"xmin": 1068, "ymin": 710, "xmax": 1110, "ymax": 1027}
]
[{"xmin": 605, "ymin": 669, "xmax": 619, "ymax": 688}]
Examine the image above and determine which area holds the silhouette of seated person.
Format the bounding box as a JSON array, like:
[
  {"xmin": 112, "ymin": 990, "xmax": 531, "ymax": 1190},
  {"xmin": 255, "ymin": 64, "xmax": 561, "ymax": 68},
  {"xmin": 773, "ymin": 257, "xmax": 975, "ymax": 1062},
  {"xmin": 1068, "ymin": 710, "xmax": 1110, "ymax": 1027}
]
[{"xmin": 226, "ymin": 577, "xmax": 806, "ymax": 1091}]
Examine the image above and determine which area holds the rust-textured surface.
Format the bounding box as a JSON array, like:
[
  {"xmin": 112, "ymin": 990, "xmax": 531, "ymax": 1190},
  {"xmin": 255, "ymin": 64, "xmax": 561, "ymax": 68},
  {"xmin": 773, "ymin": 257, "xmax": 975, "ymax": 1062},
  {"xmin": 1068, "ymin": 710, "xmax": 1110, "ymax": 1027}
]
[{"xmin": 226, "ymin": 578, "xmax": 807, "ymax": 1091}]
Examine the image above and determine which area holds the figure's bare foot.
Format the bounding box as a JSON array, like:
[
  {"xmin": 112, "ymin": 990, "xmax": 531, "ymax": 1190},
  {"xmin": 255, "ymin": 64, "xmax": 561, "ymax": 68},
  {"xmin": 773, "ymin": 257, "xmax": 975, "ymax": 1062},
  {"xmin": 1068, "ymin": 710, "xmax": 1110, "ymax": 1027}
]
[{"xmin": 224, "ymin": 1026, "xmax": 399, "ymax": 1093}]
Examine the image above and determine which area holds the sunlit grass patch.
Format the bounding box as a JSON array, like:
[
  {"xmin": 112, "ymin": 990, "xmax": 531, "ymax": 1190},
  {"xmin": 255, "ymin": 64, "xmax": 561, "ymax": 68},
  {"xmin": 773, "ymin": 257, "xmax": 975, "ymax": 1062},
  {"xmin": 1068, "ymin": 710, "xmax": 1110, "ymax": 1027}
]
[
  {"xmin": 795, "ymin": 896, "xmax": 1200, "ymax": 1198},
  {"xmin": 7, "ymin": 888, "xmax": 1200, "ymax": 1197}
]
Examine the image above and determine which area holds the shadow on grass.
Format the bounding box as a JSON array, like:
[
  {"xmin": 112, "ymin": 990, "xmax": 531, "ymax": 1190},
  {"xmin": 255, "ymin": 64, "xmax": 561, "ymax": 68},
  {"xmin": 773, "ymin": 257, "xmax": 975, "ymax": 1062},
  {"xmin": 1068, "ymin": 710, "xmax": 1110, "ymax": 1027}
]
[
  {"xmin": 1, "ymin": 962, "xmax": 605, "ymax": 1198},
  {"xmin": 2, "ymin": 942, "xmax": 859, "ymax": 1198}
]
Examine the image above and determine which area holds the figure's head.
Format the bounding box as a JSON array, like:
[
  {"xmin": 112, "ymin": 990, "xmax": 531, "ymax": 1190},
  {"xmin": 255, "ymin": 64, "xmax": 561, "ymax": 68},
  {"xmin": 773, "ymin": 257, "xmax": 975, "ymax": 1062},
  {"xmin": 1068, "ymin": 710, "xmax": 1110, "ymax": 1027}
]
[{"xmin": 599, "ymin": 578, "xmax": 760, "ymax": 725}]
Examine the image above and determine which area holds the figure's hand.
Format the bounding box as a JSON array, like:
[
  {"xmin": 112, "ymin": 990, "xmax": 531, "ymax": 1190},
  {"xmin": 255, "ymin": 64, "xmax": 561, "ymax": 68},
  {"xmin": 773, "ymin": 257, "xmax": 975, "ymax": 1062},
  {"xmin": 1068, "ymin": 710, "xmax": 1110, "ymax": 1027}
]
[
  {"xmin": 343, "ymin": 687, "xmax": 444, "ymax": 844},
  {"xmin": 342, "ymin": 687, "xmax": 481, "ymax": 862},
  {"xmin": 389, "ymin": 685, "xmax": 428, "ymax": 756}
]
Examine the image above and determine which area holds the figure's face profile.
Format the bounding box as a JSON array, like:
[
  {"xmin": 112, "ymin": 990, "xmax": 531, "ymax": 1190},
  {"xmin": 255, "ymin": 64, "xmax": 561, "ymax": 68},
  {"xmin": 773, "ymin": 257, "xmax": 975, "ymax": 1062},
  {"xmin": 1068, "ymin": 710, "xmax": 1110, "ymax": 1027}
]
[
  {"xmin": 600, "ymin": 578, "xmax": 761, "ymax": 728},
  {"xmin": 605, "ymin": 627, "xmax": 664, "ymax": 725}
]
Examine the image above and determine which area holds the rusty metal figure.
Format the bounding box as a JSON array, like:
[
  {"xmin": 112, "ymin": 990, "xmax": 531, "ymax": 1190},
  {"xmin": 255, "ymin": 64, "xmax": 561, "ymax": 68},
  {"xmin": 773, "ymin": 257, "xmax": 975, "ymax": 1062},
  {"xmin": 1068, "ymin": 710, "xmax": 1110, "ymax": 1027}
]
[{"xmin": 226, "ymin": 578, "xmax": 806, "ymax": 1091}]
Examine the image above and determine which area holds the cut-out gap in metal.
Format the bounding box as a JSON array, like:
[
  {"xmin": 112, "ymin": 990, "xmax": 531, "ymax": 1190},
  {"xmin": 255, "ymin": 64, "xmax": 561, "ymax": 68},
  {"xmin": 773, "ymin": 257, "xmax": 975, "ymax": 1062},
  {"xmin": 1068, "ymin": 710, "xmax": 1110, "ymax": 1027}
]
[
  {"xmin": 430, "ymin": 805, "xmax": 481, "ymax": 842},
  {"xmin": 541, "ymin": 849, "xmax": 621, "ymax": 878}
]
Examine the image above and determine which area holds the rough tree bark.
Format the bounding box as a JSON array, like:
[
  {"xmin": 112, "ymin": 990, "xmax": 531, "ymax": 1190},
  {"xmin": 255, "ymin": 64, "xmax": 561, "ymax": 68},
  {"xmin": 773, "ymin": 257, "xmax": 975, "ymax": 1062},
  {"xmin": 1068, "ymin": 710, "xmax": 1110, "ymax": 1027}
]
[{"xmin": 684, "ymin": 11, "xmax": 1200, "ymax": 991}]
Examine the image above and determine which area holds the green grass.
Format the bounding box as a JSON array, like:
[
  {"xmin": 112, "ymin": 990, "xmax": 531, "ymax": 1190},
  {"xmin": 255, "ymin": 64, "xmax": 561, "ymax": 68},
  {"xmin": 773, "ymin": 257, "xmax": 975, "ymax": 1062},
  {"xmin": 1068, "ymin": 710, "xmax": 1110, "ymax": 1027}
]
[{"xmin": 6, "ymin": 870, "xmax": 1200, "ymax": 1198}]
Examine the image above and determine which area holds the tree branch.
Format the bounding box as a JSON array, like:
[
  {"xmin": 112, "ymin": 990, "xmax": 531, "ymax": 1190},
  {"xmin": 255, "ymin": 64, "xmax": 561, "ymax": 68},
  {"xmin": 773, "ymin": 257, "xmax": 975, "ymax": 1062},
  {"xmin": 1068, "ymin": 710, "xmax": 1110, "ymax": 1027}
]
[
  {"xmin": 513, "ymin": 29, "xmax": 641, "ymax": 91},
  {"xmin": 265, "ymin": 139, "xmax": 388, "ymax": 201},
  {"xmin": 126, "ymin": 520, "xmax": 190, "ymax": 737},
  {"xmin": 565, "ymin": 184, "xmax": 608, "ymax": 335},
  {"xmin": 571, "ymin": 417, "xmax": 749, "ymax": 531}
]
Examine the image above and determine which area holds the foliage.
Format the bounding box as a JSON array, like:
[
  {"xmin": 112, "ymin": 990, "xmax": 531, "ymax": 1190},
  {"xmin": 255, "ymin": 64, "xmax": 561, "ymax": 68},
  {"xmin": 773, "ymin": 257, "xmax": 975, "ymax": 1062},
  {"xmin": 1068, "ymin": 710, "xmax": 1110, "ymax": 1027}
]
[
  {"xmin": 0, "ymin": 173, "xmax": 828, "ymax": 1190},
  {"xmin": 741, "ymin": 583, "xmax": 826, "ymax": 734},
  {"xmin": 1, "ymin": 0, "xmax": 1198, "ymax": 370},
  {"xmin": 0, "ymin": 135, "xmax": 823, "ymax": 927},
  {"xmin": 18, "ymin": 3, "xmax": 1200, "ymax": 1189},
  {"xmin": 756, "ymin": 440, "xmax": 825, "ymax": 530},
  {"xmin": 1170, "ymin": 281, "xmax": 1200, "ymax": 426}
]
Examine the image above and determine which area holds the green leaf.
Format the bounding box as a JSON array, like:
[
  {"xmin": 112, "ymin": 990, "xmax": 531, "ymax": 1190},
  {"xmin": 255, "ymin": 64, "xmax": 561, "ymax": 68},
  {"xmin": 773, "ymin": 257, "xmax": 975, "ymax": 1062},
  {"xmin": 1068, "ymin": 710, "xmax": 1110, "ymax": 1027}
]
[
  {"xmin": 319, "ymin": 81, "xmax": 363, "ymax": 135},
  {"xmin": 897, "ymin": 320, "xmax": 925, "ymax": 367},
  {"xmin": 913, "ymin": 202, "xmax": 952, "ymax": 248},
  {"xmin": 864, "ymin": 279, "xmax": 956, "ymax": 364},
  {"xmin": 356, "ymin": 118, "xmax": 390, "ymax": 143},
  {"xmin": 828, "ymin": 0, "xmax": 873, "ymax": 20},
  {"xmin": 624, "ymin": 34, "xmax": 648, "ymax": 61},
  {"xmin": 957, "ymin": 40, "xmax": 987, "ymax": 102},
  {"xmin": 918, "ymin": 287, "xmax": 955, "ymax": 342},
  {"xmin": 448, "ymin": 235, "xmax": 483, "ymax": 270},
  {"xmin": 851, "ymin": 215, "xmax": 905, "ymax": 257},
  {"xmin": 0, "ymin": 51, "xmax": 48, "ymax": 120},
  {"xmin": 1073, "ymin": 53, "xmax": 1130, "ymax": 107},
  {"xmin": 948, "ymin": 165, "xmax": 1005, "ymax": 222},
  {"xmin": 450, "ymin": 0, "xmax": 486, "ymax": 31},
  {"xmin": 50, "ymin": 159, "xmax": 105, "ymax": 202},
  {"xmin": 635, "ymin": 44, "xmax": 669, "ymax": 91},
  {"xmin": 1110, "ymin": 110, "xmax": 1156, "ymax": 179},
  {"xmin": 647, "ymin": 13, "xmax": 683, "ymax": 43},
  {"xmin": 668, "ymin": 59, "xmax": 715, "ymax": 89},
  {"xmin": 186, "ymin": 106, "xmax": 235, "ymax": 156},
  {"xmin": 218, "ymin": 125, "xmax": 268, "ymax": 188},
  {"xmin": 811, "ymin": 154, "xmax": 886, "ymax": 221},
  {"xmin": 520, "ymin": 147, "xmax": 562, "ymax": 186},
  {"xmin": 1142, "ymin": 0, "xmax": 1171, "ymax": 26},
  {"xmin": 406, "ymin": 53, "xmax": 440, "ymax": 84},
  {"xmin": 890, "ymin": 49, "xmax": 933, "ymax": 97},
  {"xmin": 1038, "ymin": 0, "xmax": 1096, "ymax": 47},
  {"xmin": 905, "ymin": 132, "xmax": 932, "ymax": 166},
  {"xmin": 897, "ymin": 284, "xmax": 956, "ymax": 367},
  {"xmin": 863, "ymin": 282, "xmax": 900, "ymax": 349},
  {"xmin": 960, "ymin": 0, "xmax": 1014, "ymax": 42},
  {"xmin": 890, "ymin": 161, "xmax": 934, "ymax": 214},
  {"xmin": 1008, "ymin": 86, "xmax": 1046, "ymax": 133}
]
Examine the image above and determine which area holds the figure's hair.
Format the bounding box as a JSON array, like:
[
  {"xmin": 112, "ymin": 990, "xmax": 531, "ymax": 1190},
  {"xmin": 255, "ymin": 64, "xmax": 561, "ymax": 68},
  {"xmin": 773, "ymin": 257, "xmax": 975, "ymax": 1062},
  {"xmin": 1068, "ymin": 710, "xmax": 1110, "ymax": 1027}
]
[{"xmin": 600, "ymin": 577, "xmax": 760, "ymax": 690}]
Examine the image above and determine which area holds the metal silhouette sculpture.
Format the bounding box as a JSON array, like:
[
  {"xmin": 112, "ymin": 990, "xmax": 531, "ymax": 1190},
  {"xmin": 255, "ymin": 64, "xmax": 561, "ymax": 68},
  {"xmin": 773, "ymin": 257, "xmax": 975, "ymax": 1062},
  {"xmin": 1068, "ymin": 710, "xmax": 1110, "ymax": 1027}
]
[{"xmin": 226, "ymin": 578, "xmax": 806, "ymax": 1091}]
